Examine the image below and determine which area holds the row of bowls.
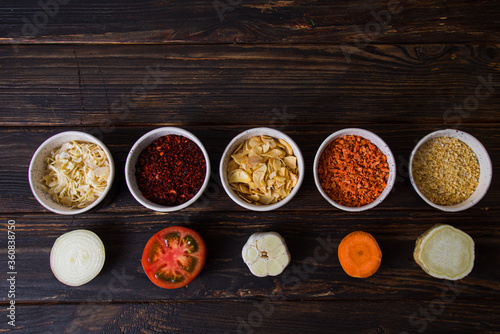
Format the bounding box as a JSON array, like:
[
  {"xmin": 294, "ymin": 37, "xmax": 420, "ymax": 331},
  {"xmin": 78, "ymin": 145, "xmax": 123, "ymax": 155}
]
[{"xmin": 29, "ymin": 127, "xmax": 492, "ymax": 215}]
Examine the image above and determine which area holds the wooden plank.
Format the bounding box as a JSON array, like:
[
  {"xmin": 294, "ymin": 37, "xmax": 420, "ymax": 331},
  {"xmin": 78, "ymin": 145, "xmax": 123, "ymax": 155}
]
[
  {"xmin": 1, "ymin": 124, "xmax": 498, "ymax": 213},
  {"xmin": 1, "ymin": 0, "xmax": 500, "ymax": 44},
  {"xmin": 1, "ymin": 1, "xmax": 499, "ymax": 333},
  {"xmin": 1, "ymin": 210, "xmax": 498, "ymax": 303},
  {"xmin": 1, "ymin": 300, "xmax": 499, "ymax": 333},
  {"xmin": 0, "ymin": 44, "xmax": 500, "ymax": 126}
]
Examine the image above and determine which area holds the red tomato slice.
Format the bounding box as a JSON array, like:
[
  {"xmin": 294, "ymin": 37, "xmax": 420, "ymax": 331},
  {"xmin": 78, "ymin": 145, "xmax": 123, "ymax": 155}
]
[{"xmin": 141, "ymin": 226, "xmax": 206, "ymax": 289}]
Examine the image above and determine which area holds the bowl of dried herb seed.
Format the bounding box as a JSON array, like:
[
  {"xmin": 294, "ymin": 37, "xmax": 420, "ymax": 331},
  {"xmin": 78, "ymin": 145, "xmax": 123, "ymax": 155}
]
[
  {"xmin": 125, "ymin": 127, "xmax": 211, "ymax": 212},
  {"xmin": 409, "ymin": 129, "xmax": 492, "ymax": 212},
  {"xmin": 313, "ymin": 128, "xmax": 396, "ymax": 212}
]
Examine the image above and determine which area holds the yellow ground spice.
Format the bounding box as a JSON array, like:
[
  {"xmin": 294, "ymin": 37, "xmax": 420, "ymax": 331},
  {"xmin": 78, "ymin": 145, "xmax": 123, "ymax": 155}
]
[{"xmin": 412, "ymin": 136, "xmax": 480, "ymax": 206}]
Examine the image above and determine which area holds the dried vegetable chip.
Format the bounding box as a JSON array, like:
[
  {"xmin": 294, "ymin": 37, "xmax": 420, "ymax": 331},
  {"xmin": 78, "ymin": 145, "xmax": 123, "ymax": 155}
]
[{"xmin": 228, "ymin": 135, "xmax": 299, "ymax": 205}]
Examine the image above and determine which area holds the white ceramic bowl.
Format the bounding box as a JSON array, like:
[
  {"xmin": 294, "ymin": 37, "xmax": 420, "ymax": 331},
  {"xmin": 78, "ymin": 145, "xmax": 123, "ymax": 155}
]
[
  {"xmin": 220, "ymin": 127, "xmax": 305, "ymax": 211},
  {"xmin": 409, "ymin": 129, "xmax": 492, "ymax": 212},
  {"xmin": 313, "ymin": 128, "xmax": 396, "ymax": 212},
  {"xmin": 29, "ymin": 131, "xmax": 115, "ymax": 215},
  {"xmin": 125, "ymin": 127, "xmax": 211, "ymax": 212}
]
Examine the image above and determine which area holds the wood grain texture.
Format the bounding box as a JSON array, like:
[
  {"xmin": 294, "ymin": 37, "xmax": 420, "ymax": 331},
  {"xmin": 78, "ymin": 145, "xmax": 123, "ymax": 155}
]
[
  {"xmin": 1, "ymin": 0, "xmax": 500, "ymax": 332},
  {"xmin": 1, "ymin": 0, "xmax": 500, "ymax": 44},
  {"xmin": 1, "ymin": 44, "xmax": 500, "ymax": 127},
  {"xmin": 1, "ymin": 300, "xmax": 499, "ymax": 333}
]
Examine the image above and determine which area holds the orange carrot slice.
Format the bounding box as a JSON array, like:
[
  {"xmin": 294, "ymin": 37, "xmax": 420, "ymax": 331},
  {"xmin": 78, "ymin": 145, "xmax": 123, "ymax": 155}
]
[{"xmin": 338, "ymin": 231, "xmax": 382, "ymax": 278}]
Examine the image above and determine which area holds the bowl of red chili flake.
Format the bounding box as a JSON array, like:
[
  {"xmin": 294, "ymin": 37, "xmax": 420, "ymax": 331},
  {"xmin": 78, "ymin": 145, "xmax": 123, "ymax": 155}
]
[
  {"xmin": 313, "ymin": 128, "xmax": 396, "ymax": 212},
  {"xmin": 125, "ymin": 127, "xmax": 210, "ymax": 212}
]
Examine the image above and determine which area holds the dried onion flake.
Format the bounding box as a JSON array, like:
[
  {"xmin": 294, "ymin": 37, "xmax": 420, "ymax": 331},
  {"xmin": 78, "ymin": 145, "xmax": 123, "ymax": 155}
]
[{"xmin": 41, "ymin": 140, "xmax": 110, "ymax": 208}]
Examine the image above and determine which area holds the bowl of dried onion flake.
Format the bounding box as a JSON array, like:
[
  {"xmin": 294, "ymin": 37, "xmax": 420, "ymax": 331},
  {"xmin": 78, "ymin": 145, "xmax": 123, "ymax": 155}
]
[
  {"xmin": 220, "ymin": 128, "xmax": 305, "ymax": 211},
  {"xmin": 29, "ymin": 131, "xmax": 115, "ymax": 215},
  {"xmin": 409, "ymin": 129, "xmax": 492, "ymax": 212}
]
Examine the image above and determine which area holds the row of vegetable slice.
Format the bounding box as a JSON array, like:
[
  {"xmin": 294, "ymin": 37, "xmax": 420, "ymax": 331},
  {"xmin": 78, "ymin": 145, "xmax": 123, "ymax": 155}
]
[{"xmin": 51, "ymin": 223, "xmax": 475, "ymax": 289}]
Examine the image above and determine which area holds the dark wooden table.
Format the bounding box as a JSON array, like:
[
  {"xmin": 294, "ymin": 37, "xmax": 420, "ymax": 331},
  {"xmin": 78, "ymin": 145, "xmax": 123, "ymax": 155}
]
[{"xmin": 1, "ymin": 0, "xmax": 500, "ymax": 333}]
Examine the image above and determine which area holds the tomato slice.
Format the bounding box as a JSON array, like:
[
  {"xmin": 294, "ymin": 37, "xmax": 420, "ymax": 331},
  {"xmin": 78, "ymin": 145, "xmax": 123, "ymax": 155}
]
[{"xmin": 141, "ymin": 226, "xmax": 206, "ymax": 289}]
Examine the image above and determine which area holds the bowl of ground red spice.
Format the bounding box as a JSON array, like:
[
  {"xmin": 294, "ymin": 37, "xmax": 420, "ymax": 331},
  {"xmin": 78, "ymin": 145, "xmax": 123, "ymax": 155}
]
[
  {"xmin": 125, "ymin": 127, "xmax": 211, "ymax": 212},
  {"xmin": 314, "ymin": 128, "xmax": 396, "ymax": 212},
  {"xmin": 409, "ymin": 129, "xmax": 492, "ymax": 212}
]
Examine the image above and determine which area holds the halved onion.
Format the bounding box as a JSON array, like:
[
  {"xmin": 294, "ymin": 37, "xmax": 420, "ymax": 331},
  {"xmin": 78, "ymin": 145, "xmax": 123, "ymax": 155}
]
[{"xmin": 50, "ymin": 229, "xmax": 105, "ymax": 286}]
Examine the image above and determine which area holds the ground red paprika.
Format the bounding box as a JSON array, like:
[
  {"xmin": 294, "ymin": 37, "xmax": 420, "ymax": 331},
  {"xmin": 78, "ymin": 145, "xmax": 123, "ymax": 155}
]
[{"xmin": 135, "ymin": 134, "xmax": 206, "ymax": 206}]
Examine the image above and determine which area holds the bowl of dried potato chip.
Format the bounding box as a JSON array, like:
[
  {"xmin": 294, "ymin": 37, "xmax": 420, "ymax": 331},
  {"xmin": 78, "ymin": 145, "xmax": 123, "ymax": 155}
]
[
  {"xmin": 29, "ymin": 131, "xmax": 115, "ymax": 215},
  {"xmin": 220, "ymin": 127, "xmax": 304, "ymax": 211}
]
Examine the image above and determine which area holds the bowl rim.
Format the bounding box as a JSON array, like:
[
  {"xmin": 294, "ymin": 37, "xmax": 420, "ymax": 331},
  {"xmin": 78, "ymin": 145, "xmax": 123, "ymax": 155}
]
[
  {"xmin": 125, "ymin": 127, "xmax": 211, "ymax": 212},
  {"xmin": 409, "ymin": 129, "xmax": 492, "ymax": 212},
  {"xmin": 313, "ymin": 128, "xmax": 396, "ymax": 212},
  {"xmin": 28, "ymin": 131, "xmax": 116, "ymax": 215},
  {"xmin": 219, "ymin": 127, "xmax": 305, "ymax": 211}
]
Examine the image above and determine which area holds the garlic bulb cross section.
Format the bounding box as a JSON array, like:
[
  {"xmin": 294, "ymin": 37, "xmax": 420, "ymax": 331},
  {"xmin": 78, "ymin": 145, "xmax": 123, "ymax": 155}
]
[{"xmin": 242, "ymin": 232, "xmax": 291, "ymax": 277}]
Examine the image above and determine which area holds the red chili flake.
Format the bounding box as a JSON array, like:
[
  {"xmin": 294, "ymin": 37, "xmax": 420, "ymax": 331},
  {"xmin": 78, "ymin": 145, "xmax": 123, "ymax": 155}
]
[{"xmin": 135, "ymin": 134, "xmax": 206, "ymax": 206}]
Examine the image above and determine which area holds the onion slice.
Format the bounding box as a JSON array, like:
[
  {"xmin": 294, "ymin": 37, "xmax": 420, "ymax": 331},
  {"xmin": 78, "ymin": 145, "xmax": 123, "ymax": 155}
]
[{"xmin": 50, "ymin": 229, "xmax": 105, "ymax": 286}]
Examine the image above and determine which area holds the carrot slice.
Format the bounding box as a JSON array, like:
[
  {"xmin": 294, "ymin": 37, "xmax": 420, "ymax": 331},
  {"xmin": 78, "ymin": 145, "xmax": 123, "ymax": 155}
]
[{"xmin": 338, "ymin": 231, "xmax": 382, "ymax": 278}]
